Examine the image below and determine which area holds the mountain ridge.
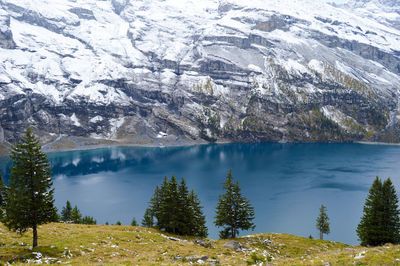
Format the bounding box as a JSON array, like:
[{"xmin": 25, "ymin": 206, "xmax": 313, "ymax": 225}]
[{"xmin": 0, "ymin": 0, "xmax": 400, "ymax": 148}]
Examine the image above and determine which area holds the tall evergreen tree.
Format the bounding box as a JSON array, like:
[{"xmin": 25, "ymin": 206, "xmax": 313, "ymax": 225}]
[
  {"xmin": 316, "ymin": 205, "xmax": 330, "ymax": 240},
  {"xmin": 149, "ymin": 185, "xmax": 162, "ymax": 228},
  {"xmin": 0, "ymin": 171, "xmax": 7, "ymax": 220},
  {"xmin": 3, "ymin": 128, "xmax": 57, "ymax": 247},
  {"xmin": 188, "ymin": 190, "xmax": 208, "ymax": 237},
  {"xmin": 131, "ymin": 217, "xmax": 138, "ymax": 226},
  {"xmin": 357, "ymin": 177, "xmax": 400, "ymax": 246},
  {"xmin": 146, "ymin": 176, "xmax": 207, "ymax": 236},
  {"xmin": 81, "ymin": 216, "xmax": 96, "ymax": 225},
  {"xmin": 142, "ymin": 208, "xmax": 154, "ymax": 228},
  {"xmin": 61, "ymin": 200, "xmax": 73, "ymax": 221},
  {"xmin": 177, "ymin": 178, "xmax": 190, "ymax": 235},
  {"xmin": 164, "ymin": 175, "xmax": 179, "ymax": 234},
  {"xmin": 70, "ymin": 205, "xmax": 82, "ymax": 224},
  {"xmin": 381, "ymin": 179, "xmax": 400, "ymax": 244},
  {"xmin": 215, "ymin": 169, "xmax": 255, "ymax": 239},
  {"xmin": 153, "ymin": 177, "xmax": 170, "ymax": 230}
]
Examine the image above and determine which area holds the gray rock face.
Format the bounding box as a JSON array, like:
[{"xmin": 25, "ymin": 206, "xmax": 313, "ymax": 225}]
[
  {"xmin": 0, "ymin": 14, "xmax": 16, "ymax": 49},
  {"xmin": 0, "ymin": 0, "xmax": 400, "ymax": 147},
  {"xmin": 223, "ymin": 240, "xmax": 243, "ymax": 250}
]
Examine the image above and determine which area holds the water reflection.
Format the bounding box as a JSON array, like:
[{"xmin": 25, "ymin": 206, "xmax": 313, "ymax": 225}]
[{"xmin": 1, "ymin": 143, "xmax": 400, "ymax": 244}]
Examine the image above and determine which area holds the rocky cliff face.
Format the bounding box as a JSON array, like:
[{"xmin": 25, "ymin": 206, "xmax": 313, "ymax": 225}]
[{"xmin": 0, "ymin": 0, "xmax": 399, "ymax": 148}]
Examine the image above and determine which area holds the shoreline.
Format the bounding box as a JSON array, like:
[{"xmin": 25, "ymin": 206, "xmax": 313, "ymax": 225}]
[
  {"xmin": 355, "ymin": 141, "xmax": 400, "ymax": 146},
  {"xmin": 1, "ymin": 139, "xmax": 400, "ymax": 157},
  {"xmin": 43, "ymin": 140, "xmax": 400, "ymax": 155}
]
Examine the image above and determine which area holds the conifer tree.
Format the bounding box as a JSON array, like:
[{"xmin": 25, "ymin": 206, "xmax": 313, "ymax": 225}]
[
  {"xmin": 215, "ymin": 169, "xmax": 255, "ymax": 239},
  {"xmin": 70, "ymin": 205, "xmax": 82, "ymax": 224},
  {"xmin": 0, "ymin": 172, "xmax": 7, "ymax": 220},
  {"xmin": 316, "ymin": 205, "xmax": 330, "ymax": 240},
  {"xmin": 357, "ymin": 177, "xmax": 400, "ymax": 246},
  {"xmin": 188, "ymin": 190, "xmax": 208, "ymax": 237},
  {"xmin": 153, "ymin": 177, "xmax": 169, "ymax": 230},
  {"xmin": 142, "ymin": 208, "xmax": 154, "ymax": 228},
  {"xmin": 3, "ymin": 128, "xmax": 57, "ymax": 247},
  {"xmin": 177, "ymin": 178, "xmax": 190, "ymax": 235},
  {"xmin": 149, "ymin": 185, "xmax": 161, "ymax": 228},
  {"xmin": 146, "ymin": 176, "xmax": 207, "ymax": 236},
  {"xmin": 131, "ymin": 217, "xmax": 138, "ymax": 226},
  {"xmin": 164, "ymin": 175, "xmax": 179, "ymax": 234},
  {"xmin": 82, "ymin": 216, "xmax": 96, "ymax": 225},
  {"xmin": 61, "ymin": 200, "xmax": 73, "ymax": 221},
  {"xmin": 381, "ymin": 179, "xmax": 400, "ymax": 244}
]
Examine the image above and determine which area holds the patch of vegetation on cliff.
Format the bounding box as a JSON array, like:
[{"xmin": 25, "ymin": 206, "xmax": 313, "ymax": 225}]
[
  {"xmin": 197, "ymin": 107, "xmax": 221, "ymax": 142},
  {"xmin": 298, "ymin": 108, "xmax": 346, "ymax": 142}
]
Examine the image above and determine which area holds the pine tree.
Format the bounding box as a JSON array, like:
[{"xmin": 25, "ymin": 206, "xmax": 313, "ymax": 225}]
[
  {"xmin": 215, "ymin": 169, "xmax": 255, "ymax": 239},
  {"xmin": 142, "ymin": 208, "xmax": 154, "ymax": 228},
  {"xmin": 316, "ymin": 205, "xmax": 330, "ymax": 240},
  {"xmin": 149, "ymin": 185, "xmax": 162, "ymax": 228},
  {"xmin": 61, "ymin": 200, "xmax": 73, "ymax": 221},
  {"xmin": 145, "ymin": 176, "xmax": 207, "ymax": 236},
  {"xmin": 152, "ymin": 177, "xmax": 169, "ymax": 230},
  {"xmin": 0, "ymin": 171, "xmax": 7, "ymax": 220},
  {"xmin": 164, "ymin": 175, "xmax": 179, "ymax": 234},
  {"xmin": 177, "ymin": 178, "xmax": 190, "ymax": 235},
  {"xmin": 71, "ymin": 205, "xmax": 82, "ymax": 224},
  {"xmin": 131, "ymin": 217, "xmax": 138, "ymax": 226},
  {"xmin": 381, "ymin": 179, "xmax": 400, "ymax": 244},
  {"xmin": 3, "ymin": 128, "xmax": 58, "ymax": 247},
  {"xmin": 188, "ymin": 190, "xmax": 208, "ymax": 237},
  {"xmin": 82, "ymin": 216, "xmax": 96, "ymax": 225},
  {"xmin": 357, "ymin": 177, "xmax": 400, "ymax": 246}
]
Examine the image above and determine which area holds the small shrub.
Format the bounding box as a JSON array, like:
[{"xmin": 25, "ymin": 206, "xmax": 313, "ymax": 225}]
[{"xmin": 246, "ymin": 252, "xmax": 270, "ymax": 265}]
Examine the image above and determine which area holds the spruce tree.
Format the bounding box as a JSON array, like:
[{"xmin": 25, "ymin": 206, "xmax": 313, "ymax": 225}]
[
  {"xmin": 153, "ymin": 177, "xmax": 169, "ymax": 230},
  {"xmin": 70, "ymin": 205, "xmax": 82, "ymax": 224},
  {"xmin": 131, "ymin": 217, "xmax": 138, "ymax": 226},
  {"xmin": 177, "ymin": 178, "xmax": 190, "ymax": 235},
  {"xmin": 316, "ymin": 205, "xmax": 330, "ymax": 240},
  {"xmin": 3, "ymin": 128, "xmax": 57, "ymax": 247},
  {"xmin": 357, "ymin": 177, "xmax": 400, "ymax": 246},
  {"xmin": 142, "ymin": 208, "xmax": 154, "ymax": 228},
  {"xmin": 381, "ymin": 179, "xmax": 400, "ymax": 244},
  {"xmin": 188, "ymin": 190, "xmax": 208, "ymax": 237},
  {"xmin": 0, "ymin": 171, "xmax": 7, "ymax": 220},
  {"xmin": 215, "ymin": 169, "xmax": 255, "ymax": 239},
  {"xmin": 61, "ymin": 200, "xmax": 73, "ymax": 221},
  {"xmin": 82, "ymin": 216, "xmax": 96, "ymax": 225},
  {"xmin": 164, "ymin": 175, "xmax": 179, "ymax": 234},
  {"xmin": 149, "ymin": 185, "xmax": 162, "ymax": 228},
  {"xmin": 146, "ymin": 176, "xmax": 207, "ymax": 236}
]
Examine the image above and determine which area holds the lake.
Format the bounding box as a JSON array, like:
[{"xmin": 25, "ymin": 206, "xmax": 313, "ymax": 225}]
[{"xmin": 1, "ymin": 143, "xmax": 400, "ymax": 245}]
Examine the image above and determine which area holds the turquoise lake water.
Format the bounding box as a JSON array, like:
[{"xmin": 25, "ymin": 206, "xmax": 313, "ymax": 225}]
[{"xmin": 1, "ymin": 143, "xmax": 400, "ymax": 244}]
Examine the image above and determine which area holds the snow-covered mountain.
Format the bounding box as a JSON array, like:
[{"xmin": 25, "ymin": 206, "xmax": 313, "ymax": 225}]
[{"xmin": 0, "ymin": 0, "xmax": 400, "ymax": 148}]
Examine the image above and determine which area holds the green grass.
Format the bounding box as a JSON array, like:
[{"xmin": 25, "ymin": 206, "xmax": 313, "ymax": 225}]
[{"xmin": 1, "ymin": 223, "xmax": 400, "ymax": 265}]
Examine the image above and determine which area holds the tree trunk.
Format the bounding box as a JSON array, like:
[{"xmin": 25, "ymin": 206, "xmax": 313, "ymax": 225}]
[
  {"xmin": 33, "ymin": 224, "xmax": 38, "ymax": 248},
  {"xmin": 320, "ymin": 231, "xmax": 323, "ymax": 240}
]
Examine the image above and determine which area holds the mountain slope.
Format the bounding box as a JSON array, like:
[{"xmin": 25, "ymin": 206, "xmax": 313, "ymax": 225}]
[
  {"xmin": 0, "ymin": 0, "xmax": 400, "ymax": 148},
  {"xmin": 1, "ymin": 222, "xmax": 400, "ymax": 265}
]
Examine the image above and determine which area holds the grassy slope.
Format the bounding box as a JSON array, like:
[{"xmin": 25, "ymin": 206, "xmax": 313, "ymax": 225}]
[{"xmin": 1, "ymin": 223, "xmax": 400, "ymax": 265}]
